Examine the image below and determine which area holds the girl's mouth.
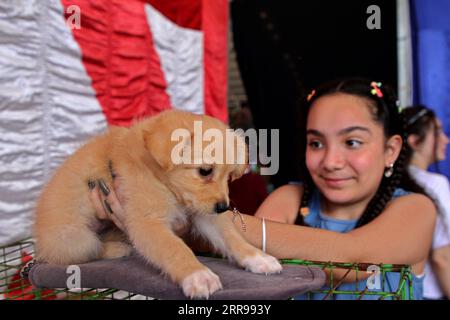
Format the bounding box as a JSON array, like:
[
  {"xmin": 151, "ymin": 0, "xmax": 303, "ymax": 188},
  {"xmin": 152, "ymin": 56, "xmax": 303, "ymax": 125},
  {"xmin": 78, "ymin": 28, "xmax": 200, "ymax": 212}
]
[{"xmin": 321, "ymin": 177, "xmax": 352, "ymax": 187}]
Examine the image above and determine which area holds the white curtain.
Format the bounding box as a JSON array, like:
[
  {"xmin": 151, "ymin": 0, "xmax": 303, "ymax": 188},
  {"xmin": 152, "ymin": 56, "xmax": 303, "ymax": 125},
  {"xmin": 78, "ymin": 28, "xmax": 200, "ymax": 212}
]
[{"xmin": 0, "ymin": 0, "xmax": 107, "ymax": 246}]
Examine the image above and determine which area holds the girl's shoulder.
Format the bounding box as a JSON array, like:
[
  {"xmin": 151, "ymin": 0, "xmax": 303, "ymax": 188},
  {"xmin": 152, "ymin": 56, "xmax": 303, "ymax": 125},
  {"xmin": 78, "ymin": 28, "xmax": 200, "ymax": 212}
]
[
  {"xmin": 282, "ymin": 181, "xmax": 304, "ymax": 193},
  {"xmin": 388, "ymin": 190, "xmax": 436, "ymax": 214},
  {"xmin": 267, "ymin": 182, "xmax": 304, "ymax": 200},
  {"xmin": 254, "ymin": 183, "xmax": 303, "ymax": 223}
]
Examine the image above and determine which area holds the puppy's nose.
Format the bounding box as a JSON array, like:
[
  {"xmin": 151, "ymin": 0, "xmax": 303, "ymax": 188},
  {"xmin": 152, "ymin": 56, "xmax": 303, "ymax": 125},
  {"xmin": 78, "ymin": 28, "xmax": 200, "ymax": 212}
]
[{"xmin": 214, "ymin": 202, "xmax": 229, "ymax": 214}]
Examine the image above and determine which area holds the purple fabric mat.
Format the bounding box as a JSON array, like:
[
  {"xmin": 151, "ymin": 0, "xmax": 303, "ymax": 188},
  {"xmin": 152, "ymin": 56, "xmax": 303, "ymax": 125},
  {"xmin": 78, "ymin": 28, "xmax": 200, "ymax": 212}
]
[{"xmin": 28, "ymin": 255, "xmax": 326, "ymax": 300}]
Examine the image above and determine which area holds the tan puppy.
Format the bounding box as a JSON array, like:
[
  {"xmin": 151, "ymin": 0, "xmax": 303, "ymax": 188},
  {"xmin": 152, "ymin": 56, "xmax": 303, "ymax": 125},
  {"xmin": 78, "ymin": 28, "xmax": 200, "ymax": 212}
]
[{"xmin": 34, "ymin": 110, "xmax": 282, "ymax": 299}]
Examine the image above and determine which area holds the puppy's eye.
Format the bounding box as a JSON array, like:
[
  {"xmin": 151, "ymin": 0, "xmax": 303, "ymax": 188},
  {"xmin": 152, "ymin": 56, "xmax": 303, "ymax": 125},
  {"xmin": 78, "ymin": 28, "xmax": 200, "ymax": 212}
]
[{"xmin": 199, "ymin": 167, "xmax": 213, "ymax": 177}]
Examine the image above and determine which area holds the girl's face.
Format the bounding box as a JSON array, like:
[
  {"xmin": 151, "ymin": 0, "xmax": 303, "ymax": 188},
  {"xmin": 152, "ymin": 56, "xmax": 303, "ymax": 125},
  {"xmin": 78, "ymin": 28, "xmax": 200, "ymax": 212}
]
[
  {"xmin": 306, "ymin": 93, "xmax": 401, "ymax": 206},
  {"xmin": 416, "ymin": 119, "xmax": 449, "ymax": 164},
  {"xmin": 435, "ymin": 119, "xmax": 449, "ymax": 162},
  {"xmin": 408, "ymin": 118, "xmax": 449, "ymax": 166}
]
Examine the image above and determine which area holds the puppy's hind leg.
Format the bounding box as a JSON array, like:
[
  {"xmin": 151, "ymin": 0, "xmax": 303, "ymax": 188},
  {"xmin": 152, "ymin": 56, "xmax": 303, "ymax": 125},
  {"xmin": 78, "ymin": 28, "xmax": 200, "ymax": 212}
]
[
  {"xmin": 99, "ymin": 229, "xmax": 133, "ymax": 260},
  {"xmin": 35, "ymin": 224, "xmax": 103, "ymax": 265},
  {"xmin": 100, "ymin": 242, "xmax": 133, "ymax": 260}
]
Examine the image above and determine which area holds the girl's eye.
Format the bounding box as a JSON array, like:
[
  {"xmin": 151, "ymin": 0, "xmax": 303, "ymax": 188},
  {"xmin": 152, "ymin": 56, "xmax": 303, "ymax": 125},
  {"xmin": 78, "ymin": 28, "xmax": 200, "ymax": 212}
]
[
  {"xmin": 346, "ymin": 139, "xmax": 362, "ymax": 149},
  {"xmin": 308, "ymin": 140, "xmax": 323, "ymax": 149},
  {"xmin": 199, "ymin": 167, "xmax": 213, "ymax": 177}
]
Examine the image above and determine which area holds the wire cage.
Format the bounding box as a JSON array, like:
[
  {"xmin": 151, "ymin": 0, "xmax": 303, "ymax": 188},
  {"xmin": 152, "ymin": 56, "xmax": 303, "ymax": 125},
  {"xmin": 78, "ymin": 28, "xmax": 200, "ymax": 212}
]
[
  {"xmin": 0, "ymin": 239, "xmax": 151, "ymax": 300},
  {"xmin": 0, "ymin": 239, "xmax": 413, "ymax": 300},
  {"xmin": 281, "ymin": 259, "xmax": 414, "ymax": 300}
]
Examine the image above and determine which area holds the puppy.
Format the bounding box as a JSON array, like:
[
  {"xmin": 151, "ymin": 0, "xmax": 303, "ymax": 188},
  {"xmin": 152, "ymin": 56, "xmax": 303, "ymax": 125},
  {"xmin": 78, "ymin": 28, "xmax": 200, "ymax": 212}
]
[{"xmin": 34, "ymin": 110, "xmax": 282, "ymax": 299}]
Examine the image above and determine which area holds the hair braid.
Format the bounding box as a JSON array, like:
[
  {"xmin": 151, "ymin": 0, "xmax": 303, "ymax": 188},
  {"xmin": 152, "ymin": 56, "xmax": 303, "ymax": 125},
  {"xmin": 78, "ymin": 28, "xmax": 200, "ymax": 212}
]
[
  {"xmin": 295, "ymin": 176, "xmax": 313, "ymax": 226},
  {"xmin": 355, "ymin": 104, "xmax": 412, "ymax": 227}
]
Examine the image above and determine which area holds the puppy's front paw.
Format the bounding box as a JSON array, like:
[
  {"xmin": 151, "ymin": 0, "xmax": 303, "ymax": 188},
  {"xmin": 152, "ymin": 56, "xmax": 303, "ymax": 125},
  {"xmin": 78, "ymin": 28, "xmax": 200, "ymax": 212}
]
[
  {"xmin": 181, "ymin": 268, "xmax": 222, "ymax": 299},
  {"xmin": 242, "ymin": 253, "xmax": 283, "ymax": 275}
]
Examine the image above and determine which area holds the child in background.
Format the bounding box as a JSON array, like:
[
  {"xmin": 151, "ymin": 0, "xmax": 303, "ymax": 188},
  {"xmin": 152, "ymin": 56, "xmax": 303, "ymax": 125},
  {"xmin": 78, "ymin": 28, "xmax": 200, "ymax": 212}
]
[{"xmin": 404, "ymin": 105, "xmax": 450, "ymax": 300}]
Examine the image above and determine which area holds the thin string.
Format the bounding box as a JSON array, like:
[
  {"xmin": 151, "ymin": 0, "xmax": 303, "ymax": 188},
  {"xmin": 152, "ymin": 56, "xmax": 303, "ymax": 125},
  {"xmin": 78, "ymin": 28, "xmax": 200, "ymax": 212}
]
[
  {"xmin": 262, "ymin": 218, "xmax": 266, "ymax": 253},
  {"xmin": 231, "ymin": 207, "xmax": 246, "ymax": 232}
]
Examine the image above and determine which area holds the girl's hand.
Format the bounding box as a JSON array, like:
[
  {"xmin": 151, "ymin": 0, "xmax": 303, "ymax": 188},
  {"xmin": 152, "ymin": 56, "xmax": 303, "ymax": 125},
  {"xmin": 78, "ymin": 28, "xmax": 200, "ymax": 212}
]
[
  {"xmin": 88, "ymin": 177, "xmax": 127, "ymax": 232},
  {"xmin": 87, "ymin": 173, "xmax": 189, "ymax": 237}
]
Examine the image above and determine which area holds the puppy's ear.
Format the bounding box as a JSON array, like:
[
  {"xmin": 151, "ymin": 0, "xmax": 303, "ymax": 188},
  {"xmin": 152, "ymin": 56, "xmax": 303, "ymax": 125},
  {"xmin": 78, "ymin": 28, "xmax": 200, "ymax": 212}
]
[
  {"xmin": 142, "ymin": 128, "xmax": 174, "ymax": 171},
  {"xmin": 230, "ymin": 164, "xmax": 248, "ymax": 182},
  {"xmin": 143, "ymin": 126, "xmax": 196, "ymax": 171},
  {"xmin": 228, "ymin": 131, "xmax": 249, "ymax": 182}
]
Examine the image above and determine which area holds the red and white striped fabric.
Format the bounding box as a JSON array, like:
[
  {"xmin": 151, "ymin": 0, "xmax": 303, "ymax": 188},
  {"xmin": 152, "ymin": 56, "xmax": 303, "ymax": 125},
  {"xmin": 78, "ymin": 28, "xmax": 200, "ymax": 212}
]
[
  {"xmin": 0, "ymin": 0, "xmax": 228, "ymax": 245},
  {"xmin": 61, "ymin": 0, "xmax": 228, "ymax": 126}
]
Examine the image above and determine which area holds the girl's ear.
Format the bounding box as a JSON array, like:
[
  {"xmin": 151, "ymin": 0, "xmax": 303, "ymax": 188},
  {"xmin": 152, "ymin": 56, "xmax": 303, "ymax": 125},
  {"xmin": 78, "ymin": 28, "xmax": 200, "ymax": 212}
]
[
  {"xmin": 407, "ymin": 134, "xmax": 420, "ymax": 151},
  {"xmin": 385, "ymin": 134, "xmax": 403, "ymax": 166}
]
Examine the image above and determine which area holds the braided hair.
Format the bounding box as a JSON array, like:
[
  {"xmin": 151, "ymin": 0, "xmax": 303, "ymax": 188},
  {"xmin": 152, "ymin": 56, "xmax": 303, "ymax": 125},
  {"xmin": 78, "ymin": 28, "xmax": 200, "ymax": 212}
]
[{"xmin": 297, "ymin": 78, "xmax": 426, "ymax": 228}]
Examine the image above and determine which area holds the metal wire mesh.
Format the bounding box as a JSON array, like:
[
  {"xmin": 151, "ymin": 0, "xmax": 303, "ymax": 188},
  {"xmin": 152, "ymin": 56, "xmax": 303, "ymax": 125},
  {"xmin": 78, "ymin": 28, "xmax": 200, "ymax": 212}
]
[
  {"xmin": 0, "ymin": 239, "xmax": 413, "ymax": 300},
  {"xmin": 281, "ymin": 259, "xmax": 413, "ymax": 300},
  {"xmin": 0, "ymin": 239, "xmax": 151, "ymax": 300}
]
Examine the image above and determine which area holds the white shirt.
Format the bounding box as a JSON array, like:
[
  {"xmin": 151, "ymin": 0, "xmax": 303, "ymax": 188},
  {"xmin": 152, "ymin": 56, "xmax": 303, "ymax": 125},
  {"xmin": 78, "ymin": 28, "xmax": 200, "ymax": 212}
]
[{"xmin": 409, "ymin": 165, "xmax": 450, "ymax": 299}]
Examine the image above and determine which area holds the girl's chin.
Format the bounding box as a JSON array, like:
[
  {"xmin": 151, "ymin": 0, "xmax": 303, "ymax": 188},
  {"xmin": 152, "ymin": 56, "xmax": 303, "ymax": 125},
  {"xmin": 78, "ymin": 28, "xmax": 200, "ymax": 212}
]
[{"xmin": 318, "ymin": 188, "xmax": 355, "ymax": 204}]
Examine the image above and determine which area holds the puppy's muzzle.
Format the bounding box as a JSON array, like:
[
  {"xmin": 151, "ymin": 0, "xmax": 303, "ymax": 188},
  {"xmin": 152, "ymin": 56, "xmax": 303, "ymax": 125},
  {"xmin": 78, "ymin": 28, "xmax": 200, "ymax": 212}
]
[{"xmin": 214, "ymin": 202, "xmax": 229, "ymax": 214}]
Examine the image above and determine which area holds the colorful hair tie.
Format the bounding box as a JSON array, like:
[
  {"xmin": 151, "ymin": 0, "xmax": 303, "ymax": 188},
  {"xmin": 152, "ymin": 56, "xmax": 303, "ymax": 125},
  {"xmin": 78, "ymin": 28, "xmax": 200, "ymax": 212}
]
[
  {"xmin": 370, "ymin": 82, "xmax": 383, "ymax": 98},
  {"xmin": 307, "ymin": 90, "xmax": 316, "ymax": 102},
  {"xmin": 300, "ymin": 207, "xmax": 310, "ymax": 217}
]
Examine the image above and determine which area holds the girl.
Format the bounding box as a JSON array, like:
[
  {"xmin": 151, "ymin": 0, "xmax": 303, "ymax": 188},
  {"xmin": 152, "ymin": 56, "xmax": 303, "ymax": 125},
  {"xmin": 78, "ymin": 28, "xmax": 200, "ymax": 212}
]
[
  {"xmin": 89, "ymin": 78, "xmax": 436, "ymax": 299},
  {"xmin": 404, "ymin": 105, "xmax": 450, "ymax": 299}
]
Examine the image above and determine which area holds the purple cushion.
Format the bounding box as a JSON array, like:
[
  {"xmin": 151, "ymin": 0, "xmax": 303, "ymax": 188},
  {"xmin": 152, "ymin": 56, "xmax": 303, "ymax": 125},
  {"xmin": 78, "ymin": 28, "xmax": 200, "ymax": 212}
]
[{"xmin": 28, "ymin": 255, "xmax": 326, "ymax": 300}]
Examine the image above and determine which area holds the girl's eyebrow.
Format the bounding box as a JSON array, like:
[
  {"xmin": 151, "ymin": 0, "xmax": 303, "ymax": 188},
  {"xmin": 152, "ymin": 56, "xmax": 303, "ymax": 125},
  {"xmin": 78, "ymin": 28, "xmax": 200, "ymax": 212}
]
[
  {"xmin": 307, "ymin": 126, "xmax": 372, "ymax": 137},
  {"xmin": 306, "ymin": 129, "xmax": 324, "ymax": 137}
]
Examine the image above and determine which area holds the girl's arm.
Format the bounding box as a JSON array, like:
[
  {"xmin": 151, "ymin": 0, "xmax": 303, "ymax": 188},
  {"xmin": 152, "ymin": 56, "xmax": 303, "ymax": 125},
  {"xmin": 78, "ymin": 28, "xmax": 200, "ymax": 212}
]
[{"xmin": 227, "ymin": 193, "xmax": 436, "ymax": 267}]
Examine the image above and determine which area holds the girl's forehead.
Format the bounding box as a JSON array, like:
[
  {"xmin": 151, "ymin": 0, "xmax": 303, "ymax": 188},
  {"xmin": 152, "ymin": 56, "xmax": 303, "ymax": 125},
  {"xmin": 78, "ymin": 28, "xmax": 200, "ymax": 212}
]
[{"xmin": 307, "ymin": 93, "xmax": 378, "ymax": 128}]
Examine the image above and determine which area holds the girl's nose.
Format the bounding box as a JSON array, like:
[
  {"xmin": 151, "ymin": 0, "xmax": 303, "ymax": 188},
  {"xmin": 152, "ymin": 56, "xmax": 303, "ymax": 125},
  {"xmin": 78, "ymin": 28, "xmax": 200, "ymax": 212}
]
[
  {"xmin": 322, "ymin": 146, "xmax": 345, "ymax": 171},
  {"xmin": 441, "ymin": 131, "xmax": 449, "ymax": 146}
]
